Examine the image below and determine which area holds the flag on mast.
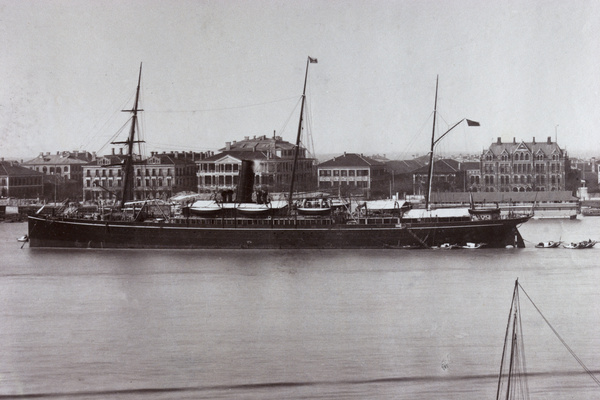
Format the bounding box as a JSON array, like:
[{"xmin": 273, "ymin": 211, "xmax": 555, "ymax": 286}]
[
  {"xmin": 308, "ymin": 57, "xmax": 318, "ymax": 63},
  {"xmin": 466, "ymin": 119, "xmax": 480, "ymax": 126}
]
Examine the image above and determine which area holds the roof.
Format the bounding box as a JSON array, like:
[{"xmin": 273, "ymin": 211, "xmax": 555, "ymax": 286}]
[
  {"xmin": 148, "ymin": 153, "xmax": 198, "ymax": 165},
  {"xmin": 461, "ymin": 161, "xmax": 480, "ymax": 171},
  {"xmin": 385, "ymin": 159, "xmax": 427, "ymax": 174},
  {"xmin": 0, "ymin": 161, "xmax": 44, "ymax": 177},
  {"xmin": 219, "ymin": 135, "xmax": 296, "ymax": 152},
  {"xmin": 485, "ymin": 138, "xmax": 565, "ymax": 157},
  {"xmin": 412, "ymin": 159, "xmax": 461, "ymax": 174},
  {"xmin": 318, "ymin": 153, "xmax": 384, "ymax": 168},
  {"xmin": 24, "ymin": 151, "xmax": 92, "ymax": 165},
  {"xmin": 430, "ymin": 191, "xmax": 578, "ymax": 203},
  {"xmin": 202, "ymin": 151, "xmax": 272, "ymax": 162}
]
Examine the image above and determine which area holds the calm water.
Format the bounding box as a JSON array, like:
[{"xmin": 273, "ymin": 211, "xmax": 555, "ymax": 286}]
[{"xmin": 1, "ymin": 219, "xmax": 600, "ymax": 399}]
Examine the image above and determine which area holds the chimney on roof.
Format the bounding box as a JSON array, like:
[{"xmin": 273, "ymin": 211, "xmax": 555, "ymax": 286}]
[
  {"xmin": 120, "ymin": 148, "xmax": 123, "ymax": 155},
  {"xmin": 344, "ymin": 152, "xmax": 346, "ymax": 156},
  {"xmin": 244, "ymin": 136, "xmax": 249, "ymax": 140},
  {"xmin": 56, "ymin": 151, "xmax": 59, "ymax": 155},
  {"xmin": 497, "ymin": 137, "xmax": 501, "ymax": 144},
  {"xmin": 547, "ymin": 136, "xmax": 552, "ymax": 144},
  {"xmin": 112, "ymin": 148, "xmax": 115, "ymax": 155},
  {"xmin": 273, "ymin": 130, "xmax": 276, "ymax": 138},
  {"xmin": 533, "ymin": 137, "xmax": 536, "ymax": 144},
  {"xmin": 226, "ymin": 142, "xmax": 231, "ymax": 151},
  {"xmin": 39, "ymin": 152, "xmax": 43, "ymax": 156},
  {"xmin": 253, "ymin": 135, "xmax": 256, "ymax": 139},
  {"xmin": 513, "ymin": 137, "xmax": 516, "ymax": 144}
]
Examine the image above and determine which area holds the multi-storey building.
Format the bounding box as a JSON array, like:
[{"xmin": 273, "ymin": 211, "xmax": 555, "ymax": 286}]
[
  {"xmin": 317, "ymin": 153, "xmax": 389, "ymax": 197},
  {"xmin": 480, "ymin": 137, "xmax": 567, "ymax": 192},
  {"xmin": 22, "ymin": 150, "xmax": 94, "ymax": 200},
  {"xmin": 83, "ymin": 149, "xmax": 203, "ymax": 202},
  {"xmin": 196, "ymin": 135, "xmax": 316, "ymax": 193},
  {"xmin": 411, "ymin": 159, "xmax": 466, "ymax": 195},
  {"xmin": 0, "ymin": 160, "xmax": 44, "ymax": 198}
]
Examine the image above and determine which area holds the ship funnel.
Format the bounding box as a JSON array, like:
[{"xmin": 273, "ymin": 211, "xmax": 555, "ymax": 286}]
[{"xmin": 236, "ymin": 160, "xmax": 255, "ymax": 203}]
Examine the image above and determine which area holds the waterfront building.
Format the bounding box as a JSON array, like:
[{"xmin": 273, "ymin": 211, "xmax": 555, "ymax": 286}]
[
  {"xmin": 481, "ymin": 137, "xmax": 568, "ymax": 192},
  {"xmin": 384, "ymin": 158, "xmax": 427, "ymax": 197},
  {"xmin": 317, "ymin": 153, "xmax": 389, "ymax": 198},
  {"xmin": 196, "ymin": 135, "xmax": 316, "ymax": 193},
  {"xmin": 83, "ymin": 149, "xmax": 203, "ymax": 202},
  {"xmin": 0, "ymin": 160, "xmax": 44, "ymax": 198},
  {"xmin": 22, "ymin": 151, "xmax": 93, "ymax": 201},
  {"xmin": 411, "ymin": 159, "xmax": 466, "ymax": 195}
]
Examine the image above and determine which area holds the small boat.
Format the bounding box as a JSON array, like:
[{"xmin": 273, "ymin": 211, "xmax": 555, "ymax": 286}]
[
  {"xmin": 581, "ymin": 239, "xmax": 597, "ymax": 248},
  {"xmin": 297, "ymin": 197, "xmax": 332, "ymax": 216},
  {"xmin": 535, "ymin": 240, "xmax": 562, "ymax": 248},
  {"xmin": 187, "ymin": 200, "xmax": 223, "ymax": 216},
  {"xmin": 439, "ymin": 243, "xmax": 460, "ymax": 249},
  {"xmin": 236, "ymin": 200, "xmax": 288, "ymax": 217},
  {"xmin": 17, "ymin": 235, "xmax": 29, "ymax": 243},
  {"xmin": 496, "ymin": 279, "xmax": 600, "ymax": 399},
  {"xmin": 563, "ymin": 240, "xmax": 596, "ymax": 249},
  {"xmin": 461, "ymin": 242, "xmax": 484, "ymax": 249}
]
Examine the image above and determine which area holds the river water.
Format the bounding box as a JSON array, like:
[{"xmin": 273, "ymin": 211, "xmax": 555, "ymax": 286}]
[{"xmin": 1, "ymin": 219, "xmax": 599, "ymax": 399}]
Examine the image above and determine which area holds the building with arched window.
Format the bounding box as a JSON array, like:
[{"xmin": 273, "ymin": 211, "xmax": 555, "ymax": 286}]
[
  {"xmin": 197, "ymin": 135, "xmax": 316, "ymax": 194},
  {"xmin": 480, "ymin": 137, "xmax": 568, "ymax": 193}
]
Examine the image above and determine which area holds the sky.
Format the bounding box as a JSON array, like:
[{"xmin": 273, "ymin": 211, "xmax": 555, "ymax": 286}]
[{"xmin": 1, "ymin": 0, "xmax": 599, "ymax": 162}]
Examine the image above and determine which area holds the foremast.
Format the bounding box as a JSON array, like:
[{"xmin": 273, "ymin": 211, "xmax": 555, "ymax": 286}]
[{"xmin": 113, "ymin": 63, "xmax": 144, "ymax": 210}]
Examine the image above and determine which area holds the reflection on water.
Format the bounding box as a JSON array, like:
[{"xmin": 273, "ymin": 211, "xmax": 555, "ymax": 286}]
[{"xmin": 0, "ymin": 219, "xmax": 599, "ymax": 399}]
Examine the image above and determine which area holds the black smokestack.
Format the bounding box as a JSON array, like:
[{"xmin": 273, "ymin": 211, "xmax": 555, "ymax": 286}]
[{"xmin": 236, "ymin": 160, "xmax": 254, "ymax": 203}]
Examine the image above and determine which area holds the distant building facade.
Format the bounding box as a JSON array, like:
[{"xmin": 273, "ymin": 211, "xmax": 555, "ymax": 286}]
[
  {"xmin": 83, "ymin": 149, "xmax": 203, "ymax": 202},
  {"xmin": 480, "ymin": 137, "xmax": 568, "ymax": 192},
  {"xmin": 0, "ymin": 160, "xmax": 44, "ymax": 198},
  {"xmin": 317, "ymin": 153, "xmax": 389, "ymax": 197},
  {"xmin": 411, "ymin": 159, "xmax": 466, "ymax": 195},
  {"xmin": 22, "ymin": 150, "xmax": 94, "ymax": 201},
  {"xmin": 196, "ymin": 135, "xmax": 316, "ymax": 193}
]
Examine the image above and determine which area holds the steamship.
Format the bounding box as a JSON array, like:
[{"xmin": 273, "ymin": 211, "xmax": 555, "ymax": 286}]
[{"xmin": 27, "ymin": 61, "xmax": 531, "ymax": 249}]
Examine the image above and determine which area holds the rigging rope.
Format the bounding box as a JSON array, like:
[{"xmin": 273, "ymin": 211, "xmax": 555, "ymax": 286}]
[
  {"xmin": 518, "ymin": 283, "xmax": 600, "ymax": 388},
  {"xmin": 146, "ymin": 95, "xmax": 299, "ymax": 113}
]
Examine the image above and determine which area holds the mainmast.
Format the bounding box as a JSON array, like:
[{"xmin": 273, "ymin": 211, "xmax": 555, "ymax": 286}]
[
  {"xmin": 288, "ymin": 56, "xmax": 317, "ymax": 210},
  {"xmin": 113, "ymin": 63, "xmax": 144, "ymax": 210},
  {"xmin": 425, "ymin": 76, "xmax": 439, "ymax": 210}
]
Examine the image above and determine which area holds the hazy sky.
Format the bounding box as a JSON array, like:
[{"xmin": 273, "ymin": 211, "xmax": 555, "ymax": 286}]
[{"xmin": 1, "ymin": 0, "xmax": 599, "ymax": 161}]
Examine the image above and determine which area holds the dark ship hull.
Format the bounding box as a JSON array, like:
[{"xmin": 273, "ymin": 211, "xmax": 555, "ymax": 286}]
[{"xmin": 27, "ymin": 214, "xmax": 529, "ymax": 249}]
